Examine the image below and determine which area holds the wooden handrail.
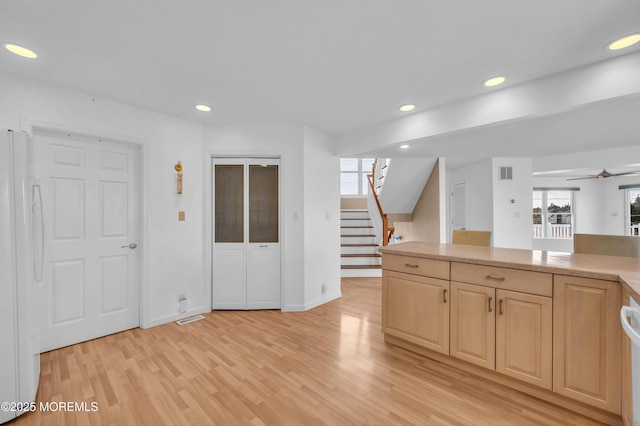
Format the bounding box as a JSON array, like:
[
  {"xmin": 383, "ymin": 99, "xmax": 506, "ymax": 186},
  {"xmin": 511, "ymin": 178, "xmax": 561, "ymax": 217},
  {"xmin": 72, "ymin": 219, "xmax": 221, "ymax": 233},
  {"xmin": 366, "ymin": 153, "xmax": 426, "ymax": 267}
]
[{"xmin": 368, "ymin": 160, "xmax": 394, "ymax": 246}]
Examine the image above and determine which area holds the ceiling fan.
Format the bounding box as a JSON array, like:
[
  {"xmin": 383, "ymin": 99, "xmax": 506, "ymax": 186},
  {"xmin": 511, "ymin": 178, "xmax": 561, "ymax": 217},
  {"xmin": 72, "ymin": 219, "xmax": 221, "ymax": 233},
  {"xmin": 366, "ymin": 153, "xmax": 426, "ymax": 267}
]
[{"xmin": 567, "ymin": 168, "xmax": 640, "ymax": 181}]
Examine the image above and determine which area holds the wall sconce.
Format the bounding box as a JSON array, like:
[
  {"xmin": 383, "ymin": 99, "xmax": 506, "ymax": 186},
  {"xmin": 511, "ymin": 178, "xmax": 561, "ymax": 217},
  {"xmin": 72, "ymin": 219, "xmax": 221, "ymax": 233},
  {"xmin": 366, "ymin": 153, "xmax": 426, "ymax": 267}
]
[{"xmin": 174, "ymin": 161, "xmax": 183, "ymax": 194}]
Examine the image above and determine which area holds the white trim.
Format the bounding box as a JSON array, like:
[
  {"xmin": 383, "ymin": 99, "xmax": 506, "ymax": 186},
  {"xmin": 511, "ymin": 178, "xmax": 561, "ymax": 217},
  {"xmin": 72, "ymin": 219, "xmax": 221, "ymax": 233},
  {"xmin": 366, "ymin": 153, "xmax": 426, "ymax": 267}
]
[
  {"xmin": 145, "ymin": 306, "xmax": 210, "ymax": 328},
  {"xmin": 282, "ymin": 291, "xmax": 342, "ymax": 312}
]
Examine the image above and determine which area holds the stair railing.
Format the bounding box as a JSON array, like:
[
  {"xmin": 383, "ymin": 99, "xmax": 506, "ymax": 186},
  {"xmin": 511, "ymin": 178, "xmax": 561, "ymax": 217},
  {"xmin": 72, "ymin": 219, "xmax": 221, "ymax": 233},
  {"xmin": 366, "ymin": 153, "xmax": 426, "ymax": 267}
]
[{"xmin": 367, "ymin": 159, "xmax": 394, "ymax": 246}]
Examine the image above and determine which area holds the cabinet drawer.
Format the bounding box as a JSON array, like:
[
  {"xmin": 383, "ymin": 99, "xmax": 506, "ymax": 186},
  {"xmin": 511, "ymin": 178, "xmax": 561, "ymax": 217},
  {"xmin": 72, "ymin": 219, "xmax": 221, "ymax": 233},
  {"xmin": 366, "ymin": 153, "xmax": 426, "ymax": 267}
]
[
  {"xmin": 383, "ymin": 254, "xmax": 449, "ymax": 280},
  {"xmin": 451, "ymin": 262, "xmax": 552, "ymax": 297}
]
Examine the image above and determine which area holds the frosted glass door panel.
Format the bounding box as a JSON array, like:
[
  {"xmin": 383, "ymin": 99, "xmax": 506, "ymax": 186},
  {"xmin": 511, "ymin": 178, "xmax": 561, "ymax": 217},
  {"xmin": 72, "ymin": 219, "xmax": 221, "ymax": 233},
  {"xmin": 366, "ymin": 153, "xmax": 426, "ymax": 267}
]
[
  {"xmin": 215, "ymin": 165, "xmax": 244, "ymax": 243},
  {"xmin": 249, "ymin": 165, "xmax": 278, "ymax": 243}
]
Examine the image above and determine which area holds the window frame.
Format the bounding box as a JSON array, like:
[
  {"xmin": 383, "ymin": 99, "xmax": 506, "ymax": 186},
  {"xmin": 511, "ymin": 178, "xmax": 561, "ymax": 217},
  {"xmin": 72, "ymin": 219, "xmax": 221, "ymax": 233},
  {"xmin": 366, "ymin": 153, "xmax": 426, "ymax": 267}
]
[
  {"xmin": 532, "ymin": 189, "xmax": 575, "ymax": 239},
  {"xmin": 626, "ymin": 188, "xmax": 640, "ymax": 236},
  {"xmin": 340, "ymin": 158, "xmax": 375, "ymax": 196}
]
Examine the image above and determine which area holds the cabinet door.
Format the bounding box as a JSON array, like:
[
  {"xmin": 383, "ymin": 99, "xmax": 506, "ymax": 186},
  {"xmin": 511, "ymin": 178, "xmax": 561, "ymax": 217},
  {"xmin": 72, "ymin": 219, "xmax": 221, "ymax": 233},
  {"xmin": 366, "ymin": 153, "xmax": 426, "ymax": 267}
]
[
  {"xmin": 450, "ymin": 281, "xmax": 495, "ymax": 369},
  {"xmin": 382, "ymin": 271, "xmax": 449, "ymax": 355},
  {"xmin": 496, "ymin": 290, "xmax": 552, "ymax": 390},
  {"xmin": 553, "ymin": 275, "xmax": 621, "ymax": 414}
]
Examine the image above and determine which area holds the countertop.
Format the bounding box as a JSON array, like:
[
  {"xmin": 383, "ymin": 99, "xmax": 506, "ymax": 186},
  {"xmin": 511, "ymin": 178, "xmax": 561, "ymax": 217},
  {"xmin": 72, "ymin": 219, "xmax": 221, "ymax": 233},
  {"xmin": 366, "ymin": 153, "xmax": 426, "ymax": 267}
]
[{"xmin": 379, "ymin": 241, "xmax": 640, "ymax": 297}]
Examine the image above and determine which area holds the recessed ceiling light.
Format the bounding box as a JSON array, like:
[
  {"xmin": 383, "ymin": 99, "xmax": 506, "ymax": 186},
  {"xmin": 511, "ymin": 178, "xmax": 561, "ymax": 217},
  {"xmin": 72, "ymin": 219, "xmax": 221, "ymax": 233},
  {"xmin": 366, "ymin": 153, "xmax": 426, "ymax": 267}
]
[
  {"xmin": 3, "ymin": 43, "xmax": 37, "ymax": 59},
  {"xmin": 483, "ymin": 76, "xmax": 506, "ymax": 87},
  {"xmin": 608, "ymin": 34, "xmax": 640, "ymax": 51},
  {"xmin": 400, "ymin": 144, "xmax": 410, "ymax": 149},
  {"xmin": 399, "ymin": 104, "xmax": 416, "ymax": 112},
  {"xmin": 195, "ymin": 104, "xmax": 212, "ymax": 112}
]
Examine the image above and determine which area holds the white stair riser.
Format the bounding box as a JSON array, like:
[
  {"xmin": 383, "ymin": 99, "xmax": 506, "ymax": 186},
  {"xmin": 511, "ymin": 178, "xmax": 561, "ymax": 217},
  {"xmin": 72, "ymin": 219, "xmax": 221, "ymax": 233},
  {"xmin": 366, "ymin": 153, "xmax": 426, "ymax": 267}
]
[
  {"xmin": 341, "ymin": 227, "xmax": 375, "ymax": 236},
  {"xmin": 340, "ymin": 210, "xmax": 369, "ymax": 219},
  {"xmin": 341, "ymin": 257, "xmax": 382, "ymax": 266},
  {"xmin": 341, "ymin": 246, "xmax": 379, "ymax": 255},
  {"xmin": 341, "ymin": 236, "xmax": 377, "ymax": 245},
  {"xmin": 341, "ymin": 269, "xmax": 382, "ymax": 278},
  {"xmin": 340, "ymin": 219, "xmax": 372, "ymax": 227}
]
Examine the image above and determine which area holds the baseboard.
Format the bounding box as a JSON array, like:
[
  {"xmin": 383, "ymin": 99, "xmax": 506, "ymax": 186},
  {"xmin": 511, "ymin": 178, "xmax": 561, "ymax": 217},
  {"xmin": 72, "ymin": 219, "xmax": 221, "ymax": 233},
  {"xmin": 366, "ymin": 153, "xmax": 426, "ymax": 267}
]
[
  {"xmin": 304, "ymin": 292, "xmax": 342, "ymax": 310},
  {"xmin": 282, "ymin": 292, "xmax": 342, "ymax": 312},
  {"xmin": 142, "ymin": 306, "xmax": 210, "ymax": 329}
]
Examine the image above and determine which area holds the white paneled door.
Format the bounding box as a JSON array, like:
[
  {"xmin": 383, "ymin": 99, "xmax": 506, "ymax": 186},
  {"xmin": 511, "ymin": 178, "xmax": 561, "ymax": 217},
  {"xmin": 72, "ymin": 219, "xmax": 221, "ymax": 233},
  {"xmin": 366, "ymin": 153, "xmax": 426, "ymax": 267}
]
[
  {"xmin": 451, "ymin": 182, "xmax": 467, "ymax": 234},
  {"xmin": 213, "ymin": 157, "xmax": 281, "ymax": 310},
  {"xmin": 35, "ymin": 132, "xmax": 140, "ymax": 351}
]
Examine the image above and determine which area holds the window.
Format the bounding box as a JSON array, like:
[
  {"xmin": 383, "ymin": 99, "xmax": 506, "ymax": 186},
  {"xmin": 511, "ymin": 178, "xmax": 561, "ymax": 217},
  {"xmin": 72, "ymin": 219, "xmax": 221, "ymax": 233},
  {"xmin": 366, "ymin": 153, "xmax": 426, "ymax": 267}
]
[
  {"xmin": 533, "ymin": 190, "xmax": 574, "ymax": 238},
  {"xmin": 340, "ymin": 158, "xmax": 374, "ymax": 196},
  {"xmin": 628, "ymin": 188, "xmax": 640, "ymax": 236}
]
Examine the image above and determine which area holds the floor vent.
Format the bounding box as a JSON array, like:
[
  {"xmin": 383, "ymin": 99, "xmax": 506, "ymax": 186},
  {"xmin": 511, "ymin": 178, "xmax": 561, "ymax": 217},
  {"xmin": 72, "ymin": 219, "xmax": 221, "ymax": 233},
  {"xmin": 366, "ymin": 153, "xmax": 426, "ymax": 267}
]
[{"xmin": 176, "ymin": 315, "xmax": 205, "ymax": 326}]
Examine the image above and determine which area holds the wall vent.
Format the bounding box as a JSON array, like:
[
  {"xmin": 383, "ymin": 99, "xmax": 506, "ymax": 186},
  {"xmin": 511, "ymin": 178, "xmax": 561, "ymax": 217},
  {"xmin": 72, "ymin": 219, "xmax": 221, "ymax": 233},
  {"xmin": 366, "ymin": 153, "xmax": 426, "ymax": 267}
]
[{"xmin": 499, "ymin": 166, "xmax": 513, "ymax": 180}]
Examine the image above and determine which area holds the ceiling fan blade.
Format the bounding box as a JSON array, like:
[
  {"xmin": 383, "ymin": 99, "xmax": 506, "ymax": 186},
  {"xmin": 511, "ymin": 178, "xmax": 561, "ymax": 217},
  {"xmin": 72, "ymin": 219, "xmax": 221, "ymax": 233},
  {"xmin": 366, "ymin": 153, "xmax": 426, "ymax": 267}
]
[
  {"xmin": 566, "ymin": 176, "xmax": 598, "ymax": 181},
  {"xmin": 609, "ymin": 171, "xmax": 640, "ymax": 177}
]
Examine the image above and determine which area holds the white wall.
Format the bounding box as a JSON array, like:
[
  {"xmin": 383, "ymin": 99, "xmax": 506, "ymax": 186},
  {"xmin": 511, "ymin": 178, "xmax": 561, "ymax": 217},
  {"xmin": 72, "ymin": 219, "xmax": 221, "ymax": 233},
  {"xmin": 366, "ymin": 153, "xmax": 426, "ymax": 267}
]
[
  {"xmin": 303, "ymin": 126, "xmax": 341, "ymax": 309},
  {"xmin": 447, "ymin": 157, "xmax": 533, "ymax": 249},
  {"xmin": 532, "ymin": 146, "xmax": 640, "ymax": 251},
  {"xmin": 447, "ymin": 159, "xmax": 493, "ymax": 241},
  {"xmin": 601, "ymin": 175, "xmax": 640, "ymax": 235},
  {"xmin": 0, "ymin": 71, "xmax": 208, "ymax": 328},
  {"xmin": 492, "ymin": 158, "xmax": 533, "ymax": 250},
  {"xmin": 1, "ymin": 71, "xmax": 343, "ymax": 332}
]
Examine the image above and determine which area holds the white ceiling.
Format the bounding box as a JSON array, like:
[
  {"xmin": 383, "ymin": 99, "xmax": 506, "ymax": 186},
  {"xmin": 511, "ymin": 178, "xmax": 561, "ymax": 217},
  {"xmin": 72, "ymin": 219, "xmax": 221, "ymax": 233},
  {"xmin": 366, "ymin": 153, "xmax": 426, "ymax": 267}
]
[{"xmin": 1, "ymin": 1, "xmax": 640, "ymax": 168}]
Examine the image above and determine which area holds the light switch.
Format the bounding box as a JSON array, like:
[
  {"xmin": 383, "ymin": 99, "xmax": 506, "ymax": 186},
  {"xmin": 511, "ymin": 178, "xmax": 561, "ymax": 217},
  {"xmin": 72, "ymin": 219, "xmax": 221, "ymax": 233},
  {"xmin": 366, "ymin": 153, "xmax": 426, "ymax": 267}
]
[{"xmin": 178, "ymin": 211, "xmax": 185, "ymax": 221}]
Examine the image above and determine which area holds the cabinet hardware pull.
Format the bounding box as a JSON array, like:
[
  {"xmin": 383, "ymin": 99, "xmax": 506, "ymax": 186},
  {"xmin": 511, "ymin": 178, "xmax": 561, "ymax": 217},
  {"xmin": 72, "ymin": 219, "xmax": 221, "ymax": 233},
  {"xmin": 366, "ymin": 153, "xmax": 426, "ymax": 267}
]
[
  {"xmin": 499, "ymin": 299, "xmax": 503, "ymax": 315},
  {"xmin": 488, "ymin": 296, "xmax": 492, "ymax": 312},
  {"xmin": 486, "ymin": 274, "xmax": 505, "ymax": 281},
  {"xmin": 443, "ymin": 289, "xmax": 447, "ymax": 303},
  {"xmin": 405, "ymin": 263, "xmax": 419, "ymax": 268}
]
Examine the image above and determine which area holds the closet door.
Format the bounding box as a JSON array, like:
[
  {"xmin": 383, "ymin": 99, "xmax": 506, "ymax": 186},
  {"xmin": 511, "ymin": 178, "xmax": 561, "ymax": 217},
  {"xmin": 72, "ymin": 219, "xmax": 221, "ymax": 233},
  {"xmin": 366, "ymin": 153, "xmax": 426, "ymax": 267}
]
[
  {"xmin": 212, "ymin": 157, "xmax": 281, "ymax": 310},
  {"xmin": 247, "ymin": 159, "xmax": 280, "ymax": 309},
  {"xmin": 213, "ymin": 159, "xmax": 246, "ymax": 309}
]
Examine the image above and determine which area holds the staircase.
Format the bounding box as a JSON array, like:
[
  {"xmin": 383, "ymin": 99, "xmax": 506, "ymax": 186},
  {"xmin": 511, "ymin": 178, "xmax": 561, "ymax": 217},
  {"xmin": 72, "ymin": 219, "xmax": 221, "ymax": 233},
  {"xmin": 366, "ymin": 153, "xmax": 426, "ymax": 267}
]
[{"xmin": 340, "ymin": 209, "xmax": 382, "ymax": 277}]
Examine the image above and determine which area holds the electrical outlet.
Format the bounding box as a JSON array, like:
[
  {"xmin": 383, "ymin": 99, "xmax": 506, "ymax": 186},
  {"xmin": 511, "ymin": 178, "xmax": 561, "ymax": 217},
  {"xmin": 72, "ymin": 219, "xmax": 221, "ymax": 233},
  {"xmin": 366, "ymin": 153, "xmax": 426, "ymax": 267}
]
[{"xmin": 178, "ymin": 211, "xmax": 185, "ymax": 221}]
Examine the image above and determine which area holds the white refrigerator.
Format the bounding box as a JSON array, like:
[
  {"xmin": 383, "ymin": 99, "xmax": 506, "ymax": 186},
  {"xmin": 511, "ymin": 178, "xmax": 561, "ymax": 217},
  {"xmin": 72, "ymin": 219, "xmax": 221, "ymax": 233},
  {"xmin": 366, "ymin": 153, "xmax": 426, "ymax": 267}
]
[{"xmin": 0, "ymin": 129, "xmax": 42, "ymax": 423}]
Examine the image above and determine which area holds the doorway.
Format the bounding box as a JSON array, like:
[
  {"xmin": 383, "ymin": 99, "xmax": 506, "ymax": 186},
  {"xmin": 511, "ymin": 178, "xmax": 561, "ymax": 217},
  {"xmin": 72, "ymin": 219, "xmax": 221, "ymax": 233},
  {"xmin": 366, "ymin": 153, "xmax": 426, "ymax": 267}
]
[
  {"xmin": 212, "ymin": 157, "xmax": 281, "ymax": 310},
  {"xmin": 34, "ymin": 130, "xmax": 140, "ymax": 351},
  {"xmin": 451, "ymin": 182, "xmax": 468, "ymax": 239}
]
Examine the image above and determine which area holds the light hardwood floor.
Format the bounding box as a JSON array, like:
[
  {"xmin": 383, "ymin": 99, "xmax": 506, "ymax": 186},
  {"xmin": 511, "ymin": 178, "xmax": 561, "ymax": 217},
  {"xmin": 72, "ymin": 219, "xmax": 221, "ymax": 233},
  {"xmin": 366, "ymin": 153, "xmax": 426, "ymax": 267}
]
[{"xmin": 14, "ymin": 278, "xmax": 603, "ymax": 425}]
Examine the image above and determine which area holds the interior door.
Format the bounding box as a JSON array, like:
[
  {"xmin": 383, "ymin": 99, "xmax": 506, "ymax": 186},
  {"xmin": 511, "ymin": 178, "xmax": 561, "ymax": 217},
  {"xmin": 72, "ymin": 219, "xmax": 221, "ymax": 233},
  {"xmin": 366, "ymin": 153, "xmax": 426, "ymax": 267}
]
[
  {"xmin": 213, "ymin": 157, "xmax": 281, "ymax": 310},
  {"xmin": 35, "ymin": 131, "xmax": 140, "ymax": 351},
  {"xmin": 451, "ymin": 182, "xmax": 467, "ymax": 237}
]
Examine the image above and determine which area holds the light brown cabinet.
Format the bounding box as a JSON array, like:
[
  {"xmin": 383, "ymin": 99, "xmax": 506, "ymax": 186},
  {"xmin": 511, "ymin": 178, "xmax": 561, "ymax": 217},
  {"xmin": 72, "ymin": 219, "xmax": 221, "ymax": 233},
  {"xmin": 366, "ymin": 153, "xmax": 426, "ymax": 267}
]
[
  {"xmin": 380, "ymin": 246, "xmax": 633, "ymax": 424},
  {"xmin": 495, "ymin": 289, "xmax": 552, "ymax": 390},
  {"xmin": 382, "ymin": 255, "xmax": 450, "ymax": 355},
  {"xmin": 450, "ymin": 281, "xmax": 495, "ymax": 369},
  {"xmin": 449, "ymin": 280, "xmax": 553, "ymax": 390},
  {"xmin": 553, "ymin": 275, "xmax": 621, "ymax": 414}
]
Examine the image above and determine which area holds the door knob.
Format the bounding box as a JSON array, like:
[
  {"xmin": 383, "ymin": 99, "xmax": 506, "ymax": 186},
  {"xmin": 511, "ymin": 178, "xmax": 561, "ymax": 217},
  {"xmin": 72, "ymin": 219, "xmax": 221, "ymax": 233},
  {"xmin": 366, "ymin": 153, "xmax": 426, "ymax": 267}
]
[{"xmin": 121, "ymin": 242, "xmax": 137, "ymax": 249}]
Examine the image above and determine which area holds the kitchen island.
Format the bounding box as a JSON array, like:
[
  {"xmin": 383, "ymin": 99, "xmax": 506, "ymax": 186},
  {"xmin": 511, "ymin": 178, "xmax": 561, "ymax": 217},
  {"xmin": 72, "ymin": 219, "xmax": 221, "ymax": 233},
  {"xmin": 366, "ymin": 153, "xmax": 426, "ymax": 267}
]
[{"xmin": 379, "ymin": 241, "xmax": 640, "ymax": 426}]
